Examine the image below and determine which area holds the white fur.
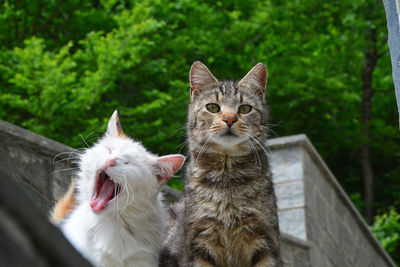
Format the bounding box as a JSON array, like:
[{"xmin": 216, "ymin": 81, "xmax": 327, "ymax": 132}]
[{"xmin": 61, "ymin": 133, "xmax": 168, "ymax": 267}]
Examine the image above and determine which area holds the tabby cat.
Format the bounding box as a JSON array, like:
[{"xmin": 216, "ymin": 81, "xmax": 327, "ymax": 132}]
[{"xmin": 160, "ymin": 62, "xmax": 283, "ymax": 267}]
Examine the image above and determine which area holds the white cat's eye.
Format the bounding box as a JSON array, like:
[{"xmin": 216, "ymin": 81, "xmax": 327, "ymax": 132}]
[
  {"xmin": 206, "ymin": 103, "xmax": 220, "ymax": 113},
  {"xmin": 238, "ymin": 105, "xmax": 252, "ymax": 114}
]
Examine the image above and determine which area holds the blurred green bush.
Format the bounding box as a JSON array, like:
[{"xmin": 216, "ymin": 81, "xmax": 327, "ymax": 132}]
[{"xmin": 371, "ymin": 209, "xmax": 400, "ymax": 265}]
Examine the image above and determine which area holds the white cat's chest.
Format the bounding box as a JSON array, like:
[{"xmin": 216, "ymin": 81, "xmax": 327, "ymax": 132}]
[
  {"xmin": 62, "ymin": 203, "xmax": 161, "ymax": 267},
  {"xmin": 89, "ymin": 215, "xmax": 142, "ymax": 259}
]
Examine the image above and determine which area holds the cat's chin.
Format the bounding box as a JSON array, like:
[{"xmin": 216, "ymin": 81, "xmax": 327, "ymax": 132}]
[
  {"xmin": 90, "ymin": 170, "xmax": 122, "ymax": 212},
  {"xmin": 213, "ymin": 134, "xmax": 247, "ymax": 150}
]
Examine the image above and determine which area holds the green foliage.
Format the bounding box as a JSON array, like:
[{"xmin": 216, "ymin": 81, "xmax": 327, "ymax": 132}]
[
  {"xmin": 0, "ymin": 0, "xmax": 399, "ymax": 233},
  {"xmin": 371, "ymin": 209, "xmax": 400, "ymax": 264}
]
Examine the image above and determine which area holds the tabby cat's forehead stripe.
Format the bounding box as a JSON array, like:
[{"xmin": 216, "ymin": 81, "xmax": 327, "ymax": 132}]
[
  {"xmin": 219, "ymin": 83, "xmax": 225, "ymax": 95},
  {"xmin": 196, "ymin": 82, "xmax": 264, "ymax": 105}
]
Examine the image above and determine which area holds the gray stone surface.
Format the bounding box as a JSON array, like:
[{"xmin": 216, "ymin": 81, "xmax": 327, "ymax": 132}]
[
  {"xmin": 0, "ymin": 121, "xmax": 396, "ymax": 266},
  {"xmin": 0, "ymin": 120, "xmax": 75, "ymax": 213},
  {"xmin": 0, "ymin": 120, "xmax": 180, "ymax": 214},
  {"xmin": 280, "ymin": 234, "xmax": 311, "ymax": 267},
  {"xmin": 270, "ymin": 144, "xmax": 306, "ymax": 241},
  {"xmin": 0, "ymin": 163, "xmax": 92, "ymax": 267},
  {"xmin": 267, "ymin": 134, "xmax": 396, "ymax": 267}
]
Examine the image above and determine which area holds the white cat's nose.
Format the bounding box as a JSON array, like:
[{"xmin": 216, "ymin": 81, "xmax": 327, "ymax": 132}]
[{"xmin": 105, "ymin": 159, "xmax": 116, "ymax": 169}]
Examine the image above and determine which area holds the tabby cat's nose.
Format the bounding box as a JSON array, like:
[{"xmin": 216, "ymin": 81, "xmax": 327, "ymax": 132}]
[{"xmin": 223, "ymin": 115, "xmax": 238, "ymax": 127}]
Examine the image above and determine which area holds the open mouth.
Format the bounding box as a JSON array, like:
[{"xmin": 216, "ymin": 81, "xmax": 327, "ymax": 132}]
[{"xmin": 90, "ymin": 171, "xmax": 122, "ymax": 212}]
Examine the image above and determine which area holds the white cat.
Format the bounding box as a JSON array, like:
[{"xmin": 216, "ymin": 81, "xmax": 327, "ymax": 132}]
[{"xmin": 52, "ymin": 111, "xmax": 185, "ymax": 267}]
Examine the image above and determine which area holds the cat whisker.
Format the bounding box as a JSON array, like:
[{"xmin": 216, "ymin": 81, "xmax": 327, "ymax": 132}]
[
  {"xmin": 248, "ymin": 122, "xmax": 281, "ymax": 138},
  {"xmin": 53, "ymin": 157, "xmax": 79, "ymax": 165},
  {"xmin": 79, "ymin": 134, "xmax": 90, "ymax": 148},
  {"xmin": 50, "ymin": 167, "xmax": 80, "ymax": 175},
  {"xmin": 182, "ymin": 130, "xmax": 207, "ymax": 150},
  {"xmin": 123, "ymin": 185, "xmax": 135, "ymax": 215},
  {"xmin": 131, "ymin": 193, "xmax": 148, "ymax": 219},
  {"xmin": 261, "ymin": 126, "xmax": 279, "ymax": 138},
  {"xmin": 53, "ymin": 151, "xmax": 82, "ymax": 164},
  {"xmin": 125, "ymin": 182, "xmax": 137, "ymax": 213},
  {"xmin": 246, "ymin": 140, "xmax": 262, "ymax": 174},
  {"xmin": 114, "ymin": 181, "xmax": 119, "ymax": 219},
  {"xmin": 86, "ymin": 136, "xmax": 102, "ymax": 145},
  {"xmin": 73, "ymin": 147, "xmax": 87, "ymax": 152},
  {"xmin": 187, "ymin": 132, "xmax": 207, "ymax": 146},
  {"xmin": 210, "ymin": 126, "xmax": 221, "ymax": 130},
  {"xmin": 55, "ymin": 151, "xmax": 80, "ymax": 166},
  {"xmin": 251, "ymin": 134, "xmax": 273, "ymax": 155},
  {"xmin": 245, "ymin": 133, "xmax": 271, "ymax": 160},
  {"xmin": 177, "ymin": 139, "xmax": 190, "ymax": 154},
  {"xmin": 190, "ymin": 134, "xmax": 210, "ymax": 154},
  {"xmin": 119, "ymin": 177, "xmax": 132, "ymax": 216},
  {"xmin": 195, "ymin": 134, "xmax": 214, "ymax": 166},
  {"xmin": 265, "ymin": 122, "xmax": 284, "ymax": 129},
  {"xmin": 84, "ymin": 130, "xmax": 104, "ymax": 141},
  {"xmin": 174, "ymin": 125, "xmax": 188, "ymax": 133}
]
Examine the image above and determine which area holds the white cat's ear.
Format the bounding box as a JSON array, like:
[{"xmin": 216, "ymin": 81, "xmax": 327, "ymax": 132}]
[
  {"xmin": 189, "ymin": 61, "xmax": 219, "ymax": 100},
  {"xmin": 107, "ymin": 110, "xmax": 125, "ymax": 137},
  {"xmin": 156, "ymin": 154, "xmax": 185, "ymax": 185},
  {"xmin": 238, "ymin": 63, "xmax": 268, "ymax": 100}
]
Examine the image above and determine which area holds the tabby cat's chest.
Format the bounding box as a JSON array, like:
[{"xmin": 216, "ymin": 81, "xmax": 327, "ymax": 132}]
[
  {"xmin": 187, "ymin": 153, "xmax": 269, "ymax": 222},
  {"xmin": 189, "ymin": 154, "xmax": 267, "ymax": 188},
  {"xmin": 187, "ymin": 179, "xmax": 266, "ymax": 223},
  {"xmin": 185, "ymin": 183, "xmax": 269, "ymax": 266}
]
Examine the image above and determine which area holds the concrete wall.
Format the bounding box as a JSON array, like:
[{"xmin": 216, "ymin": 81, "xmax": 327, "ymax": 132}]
[
  {"xmin": 0, "ymin": 164, "xmax": 92, "ymax": 267},
  {"xmin": 0, "ymin": 120, "xmax": 395, "ymax": 266},
  {"xmin": 269, "ymin": 135, "xmax": 396, "ymax": 267},
  {"xmin": 0, "ymin": 120, "xmax": 182, "ymax": 212},
  {"xmin": 0, "ymin": 120, "xmax": 75, "ymax": 212}
]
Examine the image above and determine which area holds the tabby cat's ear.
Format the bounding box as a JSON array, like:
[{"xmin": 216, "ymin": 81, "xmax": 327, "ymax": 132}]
[
  {"xmin": 238, "ymin": 63, "xmax": 268, "ymax": 100},
  {"xmin": 156, "ymin": 154, "xmax": 185, "ymax": 185},
  {"xmin": 107, "ymin": 110, "xmax": 125, "ymax": 137},
  {"xmin": 189, "ymin": 61, "xmax": 219, "ymax": 100}
]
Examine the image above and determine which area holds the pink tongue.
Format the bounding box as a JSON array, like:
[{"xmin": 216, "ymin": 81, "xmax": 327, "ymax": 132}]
[{"xmin": 90, "ymin": 179, "xmax": 115, "ymax": 212}]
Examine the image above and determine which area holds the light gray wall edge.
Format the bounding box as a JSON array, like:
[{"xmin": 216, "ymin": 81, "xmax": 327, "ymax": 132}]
[
  {"xmin": 268, "ymin": 134, "xmax": 396, "ymax": 267},
  {"xmin": 281, "ymin": 232, "xmax": 312, "ymax": 250},
  {"xmin": 0, "ymin": 120, "xmax": 73, "ymax": 156}
]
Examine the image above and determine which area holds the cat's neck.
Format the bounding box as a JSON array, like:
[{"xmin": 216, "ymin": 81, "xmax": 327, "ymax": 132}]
[
  {"xmin": 188, "ymin": 145, "xmax": 269, "ymax": 189},
  {"xmin": 190, "ymin": 142, "xmax": 267, "ymax": 167},
  {"xmin": 118, "ymin": 197, "xmax": 162, "ymax": 222}
]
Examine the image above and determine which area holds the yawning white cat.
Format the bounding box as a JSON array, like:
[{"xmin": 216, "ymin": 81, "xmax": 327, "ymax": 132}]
[{"xmin": 52, "ymin": 111, "xmax": 184, "ymax": 267}]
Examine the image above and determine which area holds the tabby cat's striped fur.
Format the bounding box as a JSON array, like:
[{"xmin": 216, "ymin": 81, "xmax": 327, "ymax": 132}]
[{"xmin": 161, "ymin": 62, "xmax": 283, "ymax": 267}]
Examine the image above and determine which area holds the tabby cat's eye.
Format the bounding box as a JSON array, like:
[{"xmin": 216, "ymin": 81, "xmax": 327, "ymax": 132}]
[
  {"xmin": 206, "ymin": 103, "xmax": 220, "ymax": 113},
  {"xmin": 238, "ymin": 105, "xmax": 252, "ymax": 114}
]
